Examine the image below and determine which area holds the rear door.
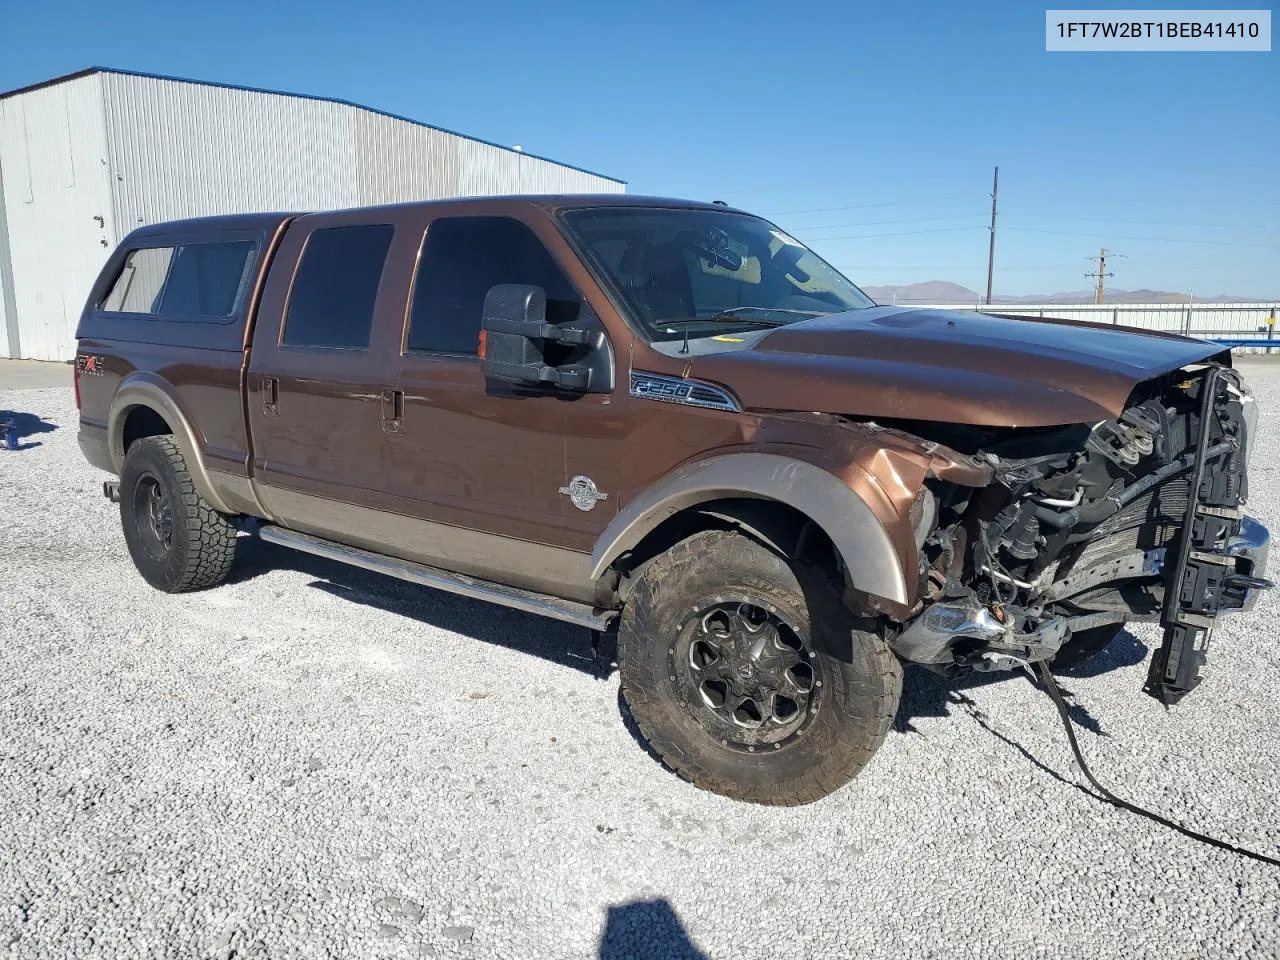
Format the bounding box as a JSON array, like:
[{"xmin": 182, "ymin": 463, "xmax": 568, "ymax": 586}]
[{"xmin": 246, "ymin": 210, "xmax": 407, "ymax": 537}]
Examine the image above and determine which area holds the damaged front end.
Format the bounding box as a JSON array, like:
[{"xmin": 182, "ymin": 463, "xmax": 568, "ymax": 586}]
[{"xmin": 888, "ymin": 363, "xmax": 1271, "ymax": 704}]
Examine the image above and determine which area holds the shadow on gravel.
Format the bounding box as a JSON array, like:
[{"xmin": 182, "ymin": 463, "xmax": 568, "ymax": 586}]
[
  {"xmin": 1056, "ymin": 629, "xmax": 1149, "ymax": 679},
  {"xmin": 229, "ymin": 534, "xmax": 1147, "ymax": 778},
  {"xmin": 229, "ymin": 536, "xmax": 609, "ymax": 677},
  {"xmin": 892, "ymin": 628, "xmax": 1148, "ymax": 737},
  {"xmin": 616, "ymin": 687, "xmax": 667, "ymax": 770},
  {"xmin": 948, "ymin": 687, "xmax": 1094, "ymax": 796},
  {"xmin": 598, "ymin": 899, "xmax": 707, "ymax": 960},
  {"xmin": 890, "ymin": 632, "xmax": 1156, "ymax": 798},
  {"xmin": 0, "ymin": 409, "xmax": 58, "ymax": 450}
]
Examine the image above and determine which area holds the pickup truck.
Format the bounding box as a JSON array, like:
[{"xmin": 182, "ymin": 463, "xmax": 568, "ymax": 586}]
[{"xmin": 75, "ymin": 194, "xmax": 1270, "ymax": 805}]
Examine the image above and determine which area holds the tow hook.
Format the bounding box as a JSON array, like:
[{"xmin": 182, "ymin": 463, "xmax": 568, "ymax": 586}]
[{"xmin": 103, "ymin": 481, "xmax": 120, "ymax": 503}]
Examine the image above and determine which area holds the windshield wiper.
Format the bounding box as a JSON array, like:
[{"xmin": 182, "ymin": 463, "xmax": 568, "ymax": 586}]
[
  {"xmin": 658, "ymin": 316, "xmax": 788, "ymax": 329},
  {"xmin": 711, "ymin": 306, "xmax": 830, "ymax": 321},
  {"xmin": 660, "ymin": 307, "xmax": 829, "ymax": 330},
  {"xmin": 660, "ymin": 308, "xmax": 831, "ymax": 354}
]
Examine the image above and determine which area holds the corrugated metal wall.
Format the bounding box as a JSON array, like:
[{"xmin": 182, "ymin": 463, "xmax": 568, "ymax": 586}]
[
  {"xmin": 1, "ymin": 71, "xmax": 623, "ymax": 361},
  {"xmin": 101, "ymin": 73, "xmax": 360, "ymax": 231},
  {"xmin": 352, "ymin": 110, "xmax": 617, "ymax": 203},
  {"xmin": 102, "ymin": 72, "xmax": 622, "ymax": 230},
  {"xmin": 0, "ymin": 73, "xmax": 113, "ymax": 363}
]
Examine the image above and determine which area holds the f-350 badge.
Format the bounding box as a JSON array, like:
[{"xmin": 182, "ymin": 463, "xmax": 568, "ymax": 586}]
[{"xmin": 559, "ymin": 475, "xmax": 608, "ymax": 512}]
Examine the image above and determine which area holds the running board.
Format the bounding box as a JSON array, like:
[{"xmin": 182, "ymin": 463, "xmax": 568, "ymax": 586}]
[{"xmin": 257, "ymin": 525, "xmax": 616, "ymax": 632}]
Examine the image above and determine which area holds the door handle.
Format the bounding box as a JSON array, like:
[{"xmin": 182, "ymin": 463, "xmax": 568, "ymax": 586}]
[
  {"xmin": 382, "ymin": 388, "xmax": 404, "ymax": 435},
  {"xmin": 261, "ymin": 377, "xmax": 279, "ymax": 417}
]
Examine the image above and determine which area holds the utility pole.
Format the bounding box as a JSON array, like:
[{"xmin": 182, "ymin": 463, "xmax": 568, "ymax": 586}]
[
  {"xmin": 985, "ymin": 166, "xmax": 998, "ymax": 305},
  {"xmin": 1085, "ymin": 247, "xmax": 1119, "ymax": 304}
]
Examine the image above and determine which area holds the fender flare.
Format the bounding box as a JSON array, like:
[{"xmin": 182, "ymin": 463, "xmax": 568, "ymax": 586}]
[
  {"xmin": 107, "ymin": 374, "xmax": 233, "ymax": 514},
  {"xmin": 589, "ymin": 453, "xmax": 909, "ymax": 607}
]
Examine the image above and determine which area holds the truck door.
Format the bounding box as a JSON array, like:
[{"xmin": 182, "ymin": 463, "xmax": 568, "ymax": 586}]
[
  {"xmin": 378, "ymin": 211, "xmax": 593, "ymax": 600},
  {"xmin": 246, "ymin": 209, "xmax": 411, "ymax": 540}
]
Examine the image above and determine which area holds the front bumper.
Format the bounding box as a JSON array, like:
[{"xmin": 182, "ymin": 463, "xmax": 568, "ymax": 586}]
[
  {"xmin": 1147, "ymin": 367, "xmax": 1272, "ymax": 704},
  {"xmin": 1227, "ymin": 515, "xmax": 1271, "ymax": 613}
]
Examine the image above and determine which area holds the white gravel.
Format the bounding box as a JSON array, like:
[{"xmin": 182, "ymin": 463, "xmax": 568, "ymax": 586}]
[{"xmin": 2, "ymin": 366, "xmax": 1279, "ymax": 959}]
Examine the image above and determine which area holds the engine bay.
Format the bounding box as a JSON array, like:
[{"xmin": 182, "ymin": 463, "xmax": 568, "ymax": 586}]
[{"xmin": 889, "ymin": 363, "xmax": 1266, "ymax": 703}]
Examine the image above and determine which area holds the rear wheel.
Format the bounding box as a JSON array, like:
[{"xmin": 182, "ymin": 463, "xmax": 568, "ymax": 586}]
[
  {"xmin": 617, "ymin": 530, "xmax": 901, "ymax": 805},
  {"xmin": 119, "ymin": 436, "xmax": 237, "ymax": 592}
]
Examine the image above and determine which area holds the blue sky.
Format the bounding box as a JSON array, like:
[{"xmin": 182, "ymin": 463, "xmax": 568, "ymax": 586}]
[{"xmin": 2, "ymin": 0, "xmax": 1276, "ymax": 298}]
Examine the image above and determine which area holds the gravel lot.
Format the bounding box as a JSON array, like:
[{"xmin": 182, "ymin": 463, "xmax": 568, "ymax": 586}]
[{"xmin": 2, "ymin": 363, "xmax": 1279, "ymax": 959}]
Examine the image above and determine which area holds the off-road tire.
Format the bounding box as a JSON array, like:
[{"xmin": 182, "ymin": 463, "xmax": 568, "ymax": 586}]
[
  {"xmin": 119, "ymin": 436, "xmax": 237, "ymax": 592},
  {"xmin": 1052, "ymin": 623, "xmax": 1123, "ymax": 671},
  {"xmin": 617, "ymin": 529, "xmax": 902, "ymax": 805}
]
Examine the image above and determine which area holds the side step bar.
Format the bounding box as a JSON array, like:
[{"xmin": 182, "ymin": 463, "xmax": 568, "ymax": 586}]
[{"xmin": 257, "ymin": 525, "xmax": 616, "ymax": 632}]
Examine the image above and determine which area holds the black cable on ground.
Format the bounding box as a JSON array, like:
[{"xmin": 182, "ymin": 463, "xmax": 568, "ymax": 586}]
[{"xmin": 1033, "ymin": 661, "xmax": 1280, "ymax": 869}]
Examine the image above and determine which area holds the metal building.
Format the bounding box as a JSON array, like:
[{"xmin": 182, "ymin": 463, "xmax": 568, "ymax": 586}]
[{"xmin": 0, "ymin": 67, "xmax": 625, "ymax": 362}]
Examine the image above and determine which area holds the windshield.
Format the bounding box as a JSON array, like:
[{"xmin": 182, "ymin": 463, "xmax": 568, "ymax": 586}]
[{"xmin": 560, "ymin": 207, "xmax": 874, "ymax": 342}]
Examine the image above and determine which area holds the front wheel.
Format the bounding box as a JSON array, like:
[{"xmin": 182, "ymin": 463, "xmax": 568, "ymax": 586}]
[{"xmin": 618, "ymin": 530, "xmax": 902, "ymax": 805}]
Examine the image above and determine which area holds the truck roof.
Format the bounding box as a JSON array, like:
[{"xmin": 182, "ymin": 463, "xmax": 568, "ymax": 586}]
[
  {"xmin": 126, "ymin": 211, "xmax": 298, "ymax": 242},
  {"xmin": 123, "ymin": 196, "xmax": 746, "ymax": 242}
]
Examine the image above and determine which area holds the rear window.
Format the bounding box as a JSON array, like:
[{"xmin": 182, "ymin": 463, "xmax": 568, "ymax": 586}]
[
  {"xmin": 99, "ymin": 241, "xmax": 256, "ymax": 318},
  {"xmin": 282, "ymin": 224, "xmax": 395, "ymax": 350}
]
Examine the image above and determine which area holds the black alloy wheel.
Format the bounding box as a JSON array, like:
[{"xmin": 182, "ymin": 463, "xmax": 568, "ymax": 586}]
[
  {"xmin": 672, "ymin": 598, "xmax": 823, "ymax": 753},
  {"xmin": 132, "ymin": 472, "xmax": 175, "ymax": 562}
]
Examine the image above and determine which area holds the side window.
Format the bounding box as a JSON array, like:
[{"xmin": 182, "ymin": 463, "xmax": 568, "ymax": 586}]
[
  {"xmin": 99, "ymin": 241, "xmax": 257, "ymax": 318},
  {"xmin": 156, "ymin": 241, "xmax": 256, "ymax": 317},
  {"xmin": 100, "ymin": 247, "xmax": 174, "ymax": 313},
  {"xmin": 283, "ymin": 224, "xmax": 394, "ymax": 349},
  {"xmin": 406, "ymin": 217, "xmax": 578, "ymax": 355}
]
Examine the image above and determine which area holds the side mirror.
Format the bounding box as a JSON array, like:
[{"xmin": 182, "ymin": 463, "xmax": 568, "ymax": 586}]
[{"xmin": 480, "ymin": 283, "xmax": 596, "ymax": 391}]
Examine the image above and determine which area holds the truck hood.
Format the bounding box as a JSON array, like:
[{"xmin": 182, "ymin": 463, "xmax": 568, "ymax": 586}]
[{"xmin": 687, "ymin": 306, "xmax": 1226, "ymax": 427}]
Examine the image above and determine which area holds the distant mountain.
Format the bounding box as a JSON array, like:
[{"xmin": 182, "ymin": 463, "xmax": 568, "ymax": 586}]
[
  {"xmin": 860, "ymin": 281, "xmax": 1265, "ymax": 305},
  {"xmin": 861, "ymin": 281, "xmax": 980, "ymax": 304},
  {"xmin": 1000, "ymin": 288, "xmax": 1261, "ymax": 305}
]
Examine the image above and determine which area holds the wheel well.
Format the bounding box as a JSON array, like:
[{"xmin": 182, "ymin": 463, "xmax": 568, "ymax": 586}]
[
  {"xmin": 612, "ymin": 497, "xmax": 840, "ymax": 600},
  {"xmin": 122, "ymin": 406, "xmax": 173, "ymax": 453}
]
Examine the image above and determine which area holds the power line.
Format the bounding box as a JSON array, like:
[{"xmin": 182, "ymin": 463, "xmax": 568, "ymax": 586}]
[
  {"xmin": 1003, "ymin": 226, "xmax": 1280, "ymax": 249},
  {"xmin": 774, "ymin": 196, "xmax": 972, "ymax": 216},
  {"xmin": 1015, "ymin": 212, "xmax": 1276, "ymax": 230},
  {"xmin": 1036, "ymin": 197, "xmax": 1280, "ymax": 206},
  {"xmin": 806, "ymin": 225, "xmax": 987, "ymax": 242},
  {"xmin": 795, "ymin": 213, "xmax": 984, "ymax": 231},
  {"xmin": 717, "ymin": 174, "xmax": 951, "ymax": 197}
]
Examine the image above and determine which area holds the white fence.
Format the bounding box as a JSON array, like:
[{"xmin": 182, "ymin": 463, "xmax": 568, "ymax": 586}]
[{"xmin": 912, "ymin": 302, "xmax": 1280, "ymax": 350}]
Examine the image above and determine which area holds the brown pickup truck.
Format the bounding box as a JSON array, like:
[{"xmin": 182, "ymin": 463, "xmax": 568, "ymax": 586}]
[{"xmin": 75, "ymin": 195, "xmax": 1269, "ymax": 805}]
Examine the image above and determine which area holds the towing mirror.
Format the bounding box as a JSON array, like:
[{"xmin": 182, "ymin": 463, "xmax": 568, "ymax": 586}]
[{"xmin": 479, "ymin": 283, "xmax": 596, "ymax": 391}]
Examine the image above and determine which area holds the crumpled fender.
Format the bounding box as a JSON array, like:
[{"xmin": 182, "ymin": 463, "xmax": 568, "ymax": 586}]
[{"xmin": 589, "ymin": 451, "xmax": 910, "ymax": 612}]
